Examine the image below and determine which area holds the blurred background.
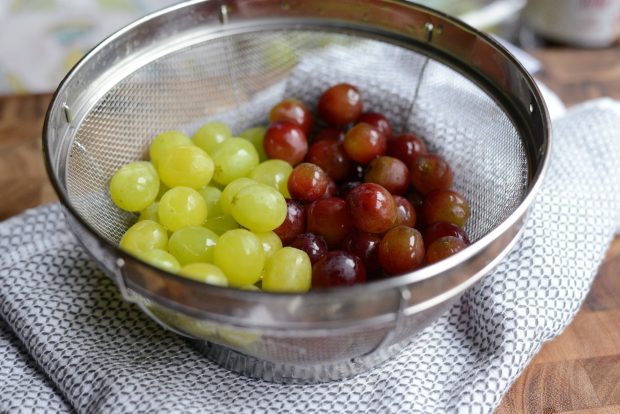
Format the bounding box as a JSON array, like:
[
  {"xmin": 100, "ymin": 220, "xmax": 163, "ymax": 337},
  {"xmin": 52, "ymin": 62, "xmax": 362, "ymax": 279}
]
[{"xmin": 0, "ymin": 0, "xmax": 618, "ymax": 95}]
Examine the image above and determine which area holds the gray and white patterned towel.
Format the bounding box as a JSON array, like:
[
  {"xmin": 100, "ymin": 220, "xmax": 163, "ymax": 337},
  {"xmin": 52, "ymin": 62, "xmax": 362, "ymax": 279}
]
[{"xmin": 1, "ymin": 99, "xmax": 619, "ymax": 413}]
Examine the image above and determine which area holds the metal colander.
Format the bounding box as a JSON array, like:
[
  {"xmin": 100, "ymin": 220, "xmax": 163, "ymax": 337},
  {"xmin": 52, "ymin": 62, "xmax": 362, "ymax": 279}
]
[{"xmin": 44, "ymin": 0, "xmax": 550, "ymax": 384}]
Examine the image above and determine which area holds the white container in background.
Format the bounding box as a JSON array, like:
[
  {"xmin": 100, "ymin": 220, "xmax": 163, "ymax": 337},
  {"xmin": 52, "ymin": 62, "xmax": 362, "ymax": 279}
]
[{"xmin": 523, "ymin": 0, "xmax": 620, "ymax": 47}]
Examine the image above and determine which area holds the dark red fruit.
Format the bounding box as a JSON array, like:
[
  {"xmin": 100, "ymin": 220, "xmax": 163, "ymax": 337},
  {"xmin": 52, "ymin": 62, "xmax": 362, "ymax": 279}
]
[
  {"xmin": 322, "ymin": 178, "xmax": 338, "ymax": 199},
  {"xmin": 306, "ymin": 140, "xmax": 352, "ymax": 181},
  {"xmin": 290, "ymin": 233, "xmax": 328, "ymax": 264},
  {"xmin": 287, "ymin": 163, "xmax": 329, "ymax": 202},
  {"xmin": 393, "ymin": 195, "xmax": 416, "ymax": 228},
  {"xmin": 312, "ymin": 251, "xmax": 366, "ymax": 288},
  {"xmin": 343, "ymin": 123, "xmax": 387, "ymax": 165},
  {"xmin": 317, "ymin": 83, "xmax": 363, "ymax": 127},
  {"xmin": 264, "ymin": 122, "xmax": 308, "ymax": 166},
  {"xmin": 422, "ymin": 190, "xmax": 470, "ymax": 228},
  {"xmin": 269, "ymin": 99, "xmax": 313, "ymax": 135},
  {"xmin": 379, "ymin": 226, "xmax": 425, "ymax": 275},
  {"xmin": 346, "ymin": 183, "xmax": 397, "ymax": 234},
  {"xmin": 356, "ymin": 112, "xmax": 393, "ymax": 138},
  {"xmin": 338, "ymin": 181, "xmax": 361, "ymax": 199},
  {"xmin": 342, "ymin": 231, "xmax": 382, "ymax": 275},
  {"xmin": 307, "ymin": 197, "xmax": 354, "ymax": 247},
  {"xmin": 273, "ymin": 199, "xmax": 306, "ymax": 245},
  {"xmin": 364, "ymin": 156, "xmax": 410, "ymax": 195},
  {"xmin": 348, "ymin": 164, "xmax": 365, "ymax": 181},
  {"xmin": 313, "ymin": 128, "xmax": 344, "ymax": 143},
  {"xmin": 387, "ymin": 133, "xmax": 426, "ymax": 166},
  {"xmin": 423, "ymin": 221, "xmax": 470, "ymax": 246},
  {"xmin": 425, "ymin": 236, "xmax": 467, "ymax": 264},
  {"xmin": 410, "ymin": 153, "xmax": 453, "ymax": 194}
]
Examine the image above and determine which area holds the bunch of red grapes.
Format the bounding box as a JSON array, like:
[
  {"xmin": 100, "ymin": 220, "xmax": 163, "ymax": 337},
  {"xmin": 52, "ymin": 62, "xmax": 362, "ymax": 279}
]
[{"xmin": 265, "ymin": 83, "xmax": 471, "ymax": 288}]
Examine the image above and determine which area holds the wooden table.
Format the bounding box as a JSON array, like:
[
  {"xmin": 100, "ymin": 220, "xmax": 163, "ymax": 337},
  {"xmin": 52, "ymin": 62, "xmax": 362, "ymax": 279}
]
[{"xmin": 0, "ymin": 47, "xmax": 619, "ymax": 413}]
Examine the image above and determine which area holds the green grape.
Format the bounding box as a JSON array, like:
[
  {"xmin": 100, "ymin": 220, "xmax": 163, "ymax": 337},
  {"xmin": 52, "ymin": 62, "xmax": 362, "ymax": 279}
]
[
  {"xmin": 156, "ymin": 181, "xmax": 169, "ymax": 201},
  {"xmin": 231, "ymin": 184, "xmax": 287, "ymax": 232},
  {"xmin": 239, "ymin": 126, "xmax": 268, "ymax": 161},
  {"xmin": 138, "ymin": 249, "xmax": 181, "ymax": 272},
  {"xmin": 149, "ymin": 130, "xmax": 192, "ymax": 167},
  {"xmin": 262, "ymin": 247, "xmax": 311, "ymax": 293},
  {"xmin": 119, "ymin": 220, "xmax": 168, "ymax": 255},
  {"xmin": 158, "ymin": 187, "xmax": 208, "ymax": 232},
  {"xmin": 179, "ymin": 263, "xmax": 228, "ymax": 287},
  {"xmin": 255, "ymin": 231, "xmax": 282, "ymax": 260},
  {"xmin": 109, "ymin": 161, "xmax": 159, "ymax": 212},
  {"xmin": 219, "ymin": 177, "xmax": 256, "ymax": 214},
  {"xmin": 138, "ymin": 202, "xmax": 159, "ymax": 222},
  {"xmin": 168, "ymin": 226, "xmax": 218, "ymax": 266},
  {"xmin": 158, "ymin": 146, "xmax": 214, "ymax": 189},
  {"xmin": 192, "ymin": 122, "xmax": 232, "ymax": 154},
  {"xmin": 211, "ymin": 138, "xmax": 259, "ymax": 185},
  {"xmin": 239, "ymin": 284, "xmax": 261, "ymax": 291},
  {"xmin": 197, "ymin": 185, "xmax": 222, "ymax": 211},
  {"xmin": 213, "ymin": 229, "xmax": 265, "ymax": 287},
  {"xmin": 249, "ymin": 159, "xmax": 292, "ymax": 198},
  {"xmin": 199, "ymin": 184, "xmax": 240, "ymax": 234}
]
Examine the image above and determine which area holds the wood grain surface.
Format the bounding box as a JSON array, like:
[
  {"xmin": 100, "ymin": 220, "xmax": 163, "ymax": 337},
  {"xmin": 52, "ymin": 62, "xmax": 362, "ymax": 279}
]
[{"xmin": 0, "ymin": 46, "xmax": 618, "ymax": 413}]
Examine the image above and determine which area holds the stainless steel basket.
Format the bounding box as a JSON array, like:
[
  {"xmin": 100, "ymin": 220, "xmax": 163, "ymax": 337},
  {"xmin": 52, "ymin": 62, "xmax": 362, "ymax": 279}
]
[{"xmin": 44, "ymin": 0, "xmax": 550, "ymax": 384}]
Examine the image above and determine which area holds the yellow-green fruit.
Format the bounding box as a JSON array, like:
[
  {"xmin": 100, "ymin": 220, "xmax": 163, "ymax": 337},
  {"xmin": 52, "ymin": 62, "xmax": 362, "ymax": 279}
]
[
  {"xmin": 249, "ymin": 159, "xmax": 292, "ymax": 198},
  {"xmin": 262, "ymin": 247, "xmax": 311, "ymax": 293},
  {"xmin": 192, "ymin": 122, "xmax": 232, "ymax": 154},
  {"xmin": 239, "ymin": 126, "xmax": 268, "ymax": 161},
  {"xmin": 119, "ymin": 220, "xmax": 168, "ymax": 255},
  {"xmin": 158, "ymin": 187, "xmax": 208, "ymax": 232},
  {"xmin": 149, "ymin": 130, "xmax": 192, "ymax": 167},
  {"xmin": 230, "ymin": 184, "xmax": 287, "ymax": 232},
  {"xmin": 138, "ymin": 249, "xmax": 181, "ymax": 272},
  {"xmin": 168, "ymin": 226, "xmax": 219, "ymax": 266},
  {"xmin": 109, "ymin": 161, "xmax": 159, "ymax": 212},
  {"xmin": 255, "ymin": 232, "xmax": 282, "ymax": 260},
  {"xmin": 211, "ymin": 138, "xmax": 259, "ymax": 185},
  {"xmin": 213, "ymin": 229, "xmax": 265, "ymax": 287},
  {"xmin": 158, "ymin": 146, "xmax": 214, "ymax": 189},
  {"xmin": 138, "ymin": 202, "xmax": 159, "ymax": 222},
  {"xmin": 179, "ymin": 263, "xmax": 228, "ymax": 287},
  {"xmin": 220, "ymin": 177, "xmax": 256, "ymax": 214}
]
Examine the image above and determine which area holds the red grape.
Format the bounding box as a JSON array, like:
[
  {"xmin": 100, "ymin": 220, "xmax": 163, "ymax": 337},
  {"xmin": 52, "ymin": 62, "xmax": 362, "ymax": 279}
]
[
  {"xmin": 422, "ymin": 190, "xmax": 471, "ymax": 228},
  {"xmin": 264, "ymin": 122, "xmax": 308, "ymax": 165},
  {"xmin": 348, "ymin": 164, "xmax": 365, "ymax": 182},
  {"xmin": 273, "ymin": 199, "xmax": 306, "ymax": 245},
  {"xmin": 313, "ymin": 128, "xmax": 344, "ymax": 143},
  {"xmin": 393, "ymin": 195, "xmax": 416, "ymax": 228},
  {"xmin": 342, "ymin": 231, "xmax": 382, "ymax": 275},
  {"xmin": 307, "ymin": 197, "xmax": 354, "ymax": 247},
  {"xmin": 364, "ymin": 156, "xmax": 410, "ymax": 195},
  {"xmin": 338, "ymin": 181, "xmax": 361, "ymax": 199},
  {"xmin": 387, "ymin": 133, "xmax": 426, "ymax": 166},
  {"xmin": 306, "ymin": 140, "xmax": 352, "ymax": 181},
  {"xmin": 318, "ymin": 83, "xmax": 363, "ymax": 127},
  {"xmin": 356, "ymin": 112, "xmax": 393, "ymax": 138},
  {"xmin": 322, "ymin": 178, "xmax": 338, "ymax": 199},
  {"xmin": 312, "ymin": 251, "xmax": 366, "ymax": 288},
  {"xmin": 287, "ymin": 163, "xmax": 329, "ymax": 202},
  {"xmin": 290, "ymin": 233, "xmax": 328, "ymax": 264},
  {"xmin": 343, "ymin": 123, "xmax": 387, "ymax": 165},
  {"xmin": 346, "ymin": 183, "xmax": 396, "ymax": 234},
  {"xmin": 379, "ymin": 226, "xmax": 425, "ymax": 275},
  {"xmin": 410, "ymin": 153, "xmax": 453, "ymax": 194},
  {"xmin": 423, "ymin": 221, "xmax": 470, "ymax": 246},
  {"xmin": 269, "ymin": 99, "xmax": 313, "ymax": 135},
  {"xmin": 425, "ymin": 236, "xmax": 467, "ymax": 264}
]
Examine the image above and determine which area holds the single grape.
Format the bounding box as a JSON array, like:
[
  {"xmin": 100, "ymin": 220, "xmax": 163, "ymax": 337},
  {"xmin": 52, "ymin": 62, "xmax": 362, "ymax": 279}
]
[
  {"xmin": 313, "ymin": 127, "xmax": 344, "ymax": 142},
  {"xmin": 338, "ymin": 181, "xmax": 361, "ymax": 199},
  {"xmin": 346, "ymin": 183, "xmax": 397, "ymax": 234},
  {"xmin": 239, "ymin": 126, "xmax": 268, "ymax": 161},
  {"xmin": 343, "ymin": 123, "xmax": 387, "ymax": 165},
  {"xmin": 198, "ymin": 185, "xmax": 240, "ymax": 235},
  {"xmin": 393, "ymin": 195, "xmax": 416, "ymax": 228},
  {"xmin": 262, "ymin": 247, "xmax": 312, "ymax": 293},
  {"xmin": 273, "ymin": 199, "xmax": 306, "ymax": 245},
  {"xmin": 158, "ymin": 187, "xmax": 208, "ymax": 232},
  {"xmin": 197, "ymin": 185, "xmax": 222, "ymax": 211},
  {"xmin": 138, "ymin": 202, "xmax": 159, "ymax": 222},
  {"xmin": 119, "ymin": 220, "xmax": 168, "ymax": 255},
  {"xmin": 342, "ymin": 231, "xmax": 382, "ymax": 275},
  {"xmin": 364, "ymin": 156, "xmax": 410, "ymax": 195},
  {"xmin": 231, "ymin": 184, "xmax": 287, "ymax": 232},
  {"xmin": 213, "ymin": 229, "xmax": 265, "ymax": 287},
  {"xmin": 306, "ymin": 197, "xmax": 353, "ymax": 247},
  {"xmin": 249, "ymin": 159, "xmax": 293, "ymax": 198},
  {"xmin": 318, "ymin": 83, "xmax": 363, "ymax": 127},
  {"xmin": 138, "ymin": 249, "xmax": 181, "ymax": 273},
  {"xmin": 425, "ymin": 236, "xmax": 467, "ymax": 264},
  {"xmin": 305, "ymin": 140, "xmax": 352, "ymax": 181},
  {"xmin": 423, "ymin": 221, "xmax": 470, "ymax": 246},
  {"xmin": 312, "ymin": 251, "xmax": 366, "ymax": 288},
  {"xmin": 255, "ymin": 231, "xmax": 283, "ymax": 260},
  {"xmin": 269, "ymin": 99, "xmax": 313, "ymax": 135},
  {"xmin": 422, "ymin": 190, "xmax": 471, "ymax": 228},
  {"xmin": 149, "ymin": 130, "xmax": 192, "ymax": 167},
  {"xmin": 289, "ymin": 232, "xmax": 327, "ymax": 264},
  {"xmin": 157, "ymin": 145, "xmax": 214, "ymax": 189},
  {"xmin": 109, "ymin": 161, "xmax": 159, "ymax": 212},
  {"xmin": 387, "ymin": 133, "xmax": 426, "ymax": 166},
  {"xmin": 168, "ymin": 226, "xmax": 219, "ymax": 266},
  {"xmin": 179, "ymin": 263, "xmax": 229, "ymax": 287},
  {"xmin": 322, "ymin": 178, "xmax": 338, "ymax": 199},
  {"xmin": 263, "ymin": 122, "xmax": 308, "ymax": 166},
  {"xmin": 287, "ymin": 163, "xmax": 329, "ymax": 201},
  {"xmin": 220, "ymin": 177, "xmax": 256, "ymax": 214},
  {"xmin": 211, "ymin": 138, "xmax": 259, "ymax": 185},
  {"xmin": 356, "ymin": 112, "xmax": 393, "ymax": 138},
  {"xmin": 192, "ymin": 122, "xmax": 232, "ymax": 154},
  {"xmin": 379, "ymin": 226, "xmax": 425, "ymax": 275},
  {"xmin": 410, "ymin": 153, "xmax": 453, "ymax": 194}
]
